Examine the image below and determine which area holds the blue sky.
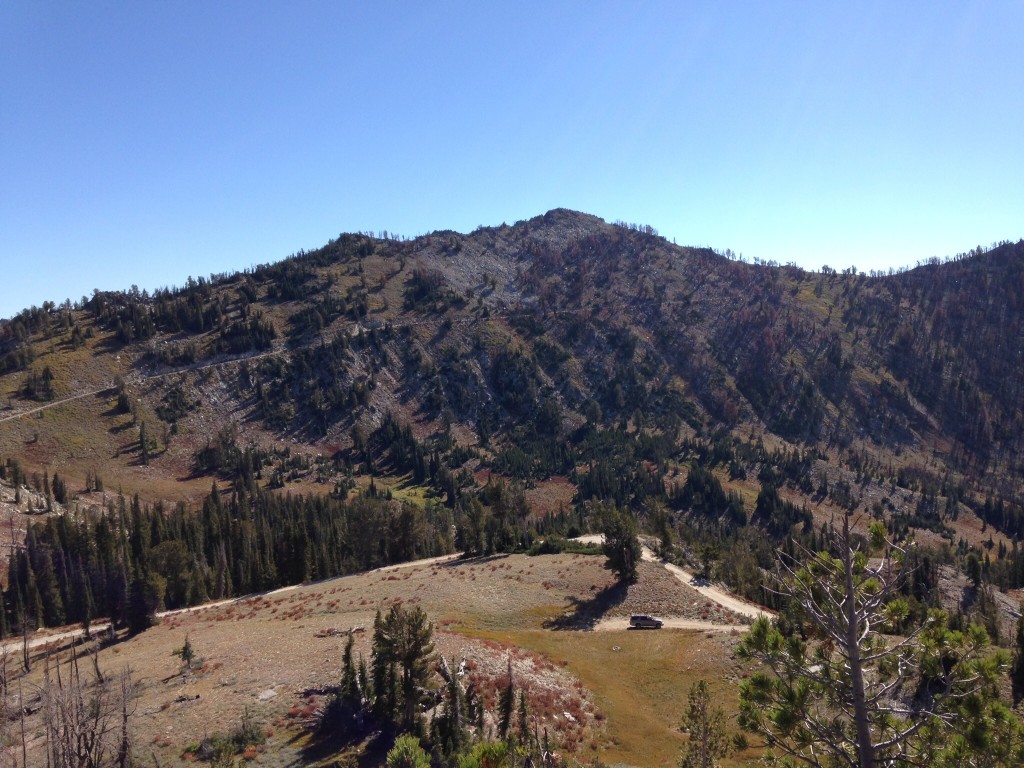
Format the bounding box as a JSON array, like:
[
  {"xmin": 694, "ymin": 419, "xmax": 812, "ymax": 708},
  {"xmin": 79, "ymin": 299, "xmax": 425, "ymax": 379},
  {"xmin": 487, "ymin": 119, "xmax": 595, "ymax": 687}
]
[{"xmin": 2, "ymin": 2, "xmax": 1022, "ymax": 319}]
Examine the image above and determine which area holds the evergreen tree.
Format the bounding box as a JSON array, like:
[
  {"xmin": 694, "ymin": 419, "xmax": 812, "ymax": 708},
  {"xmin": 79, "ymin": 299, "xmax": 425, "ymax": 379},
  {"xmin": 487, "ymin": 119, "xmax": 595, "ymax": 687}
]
[
  {"xmin": 597, "ymin": 503, "xmax": 641, "ymax": 583},
  {"xmin": 172, "ymin": 634, "xmax": 195, "ymax": 670},
  {"xmin": 516, "ymin": 689, "xmax": 531, "ymax": 747},
  {"xmin": 435, "ymin": 673, "xmax": 469, "ymax": 757},
  {"xmin": 965, "ymin": 551, "xmax": 983, "ymax": 589},
  {"xmin": 323, "ymin": 632, "xmax": 367, "ymax": 738},
  {"xmin": 126, "ymin": 572, "xmax": 165, "ymax": 635},
  {"xmin": 386, "ymin": 734, "xmax": 430, "ymax": 768},
  {"xmin": 458, "ymin": 741, "xmax": 509, "ymax": 768},
  {"xmin": 78, "ymin": 565, "xmax": 94, "ymax": 638},
  {"xmin": 340, "ymin": 633, "xmax": 361, "ymax": 711},
  {"xmin": 22, "ymin": 554, "xmax": 44, "ymax": 629},
  {"xmin": 498, "ymin": 657, "xmax": 515, "ymax": 739},
  {"xmin": 33, "ymin": 546, "xmax": 65, "ymax": 627},
  {"xmin": 1012, "ymin": 611, "xmax": 1024, "ymax": 705},
  {"xmin": 375, "ymin": 604, "xmax": 435, "ymax": 731},
  {"xmin": 738, "ymin": 515, "xmax": 1018, "ymax": 767},
  {"xmin": 358, "ymin": 653, "xmax": 371, "ymax": 706},
  {"xmin": 371, "ymin": 609, "xmax": 397, "ymax": 723},
  {"xmin": 679, "ymin": 680, "xmax": 730, "ymax": 768}
]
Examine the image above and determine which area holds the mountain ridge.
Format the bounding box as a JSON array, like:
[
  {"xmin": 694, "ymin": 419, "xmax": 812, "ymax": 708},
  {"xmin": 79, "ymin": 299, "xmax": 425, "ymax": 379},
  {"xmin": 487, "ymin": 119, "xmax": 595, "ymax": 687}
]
[
  {"xmin": 3, "ymin": 210, "xmax": 1024, "ymax": 766},
  {"xmin": 2, "ymin": 211, "xmax": 1023, "ymax": 547}
]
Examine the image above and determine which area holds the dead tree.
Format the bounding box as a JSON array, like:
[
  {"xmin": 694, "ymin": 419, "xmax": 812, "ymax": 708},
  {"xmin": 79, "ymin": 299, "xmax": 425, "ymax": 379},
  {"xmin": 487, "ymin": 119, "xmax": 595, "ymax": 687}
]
[{"xmin": 41, "ymin": 644, "xmax": 139, "ymax": 768}]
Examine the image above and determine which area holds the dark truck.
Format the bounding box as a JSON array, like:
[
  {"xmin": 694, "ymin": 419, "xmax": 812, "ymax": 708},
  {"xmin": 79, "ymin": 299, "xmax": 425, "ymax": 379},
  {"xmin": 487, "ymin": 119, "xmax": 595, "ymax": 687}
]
[{"xmin": 629, "ymin": 614, "xmax": 664, "ymax": 629}]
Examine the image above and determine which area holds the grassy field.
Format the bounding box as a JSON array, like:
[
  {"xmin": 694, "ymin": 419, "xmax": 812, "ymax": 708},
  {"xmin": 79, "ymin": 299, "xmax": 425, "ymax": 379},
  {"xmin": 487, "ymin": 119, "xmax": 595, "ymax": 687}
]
[
  {"xmin": 8, "ymin": 551, "xmax": 761, "ymax": 767},
  {"xmin": 470, "ymin": 628, "xmax": 759, "ymax": 767}
]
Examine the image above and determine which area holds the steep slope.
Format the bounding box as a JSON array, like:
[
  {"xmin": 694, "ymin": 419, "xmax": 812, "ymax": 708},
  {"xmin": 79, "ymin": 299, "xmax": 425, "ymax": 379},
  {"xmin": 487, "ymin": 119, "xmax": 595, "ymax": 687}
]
[{"xmin": 1, "ymin": 211, "xmax": 1023, "ymax": 545}]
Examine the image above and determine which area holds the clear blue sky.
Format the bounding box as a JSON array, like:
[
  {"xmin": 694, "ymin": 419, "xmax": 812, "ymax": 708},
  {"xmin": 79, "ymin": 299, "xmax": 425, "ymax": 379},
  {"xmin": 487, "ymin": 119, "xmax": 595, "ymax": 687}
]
[{"xmin": 2, "ymin": 2, "xmax": 1022, "ymax": 319}]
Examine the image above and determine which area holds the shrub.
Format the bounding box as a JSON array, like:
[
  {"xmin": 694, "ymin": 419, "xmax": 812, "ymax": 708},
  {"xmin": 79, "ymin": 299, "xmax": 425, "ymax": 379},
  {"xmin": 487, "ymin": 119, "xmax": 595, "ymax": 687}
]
[{"xmin": 386, "ymin": 734, "xmax": 430, "ymax": 768}]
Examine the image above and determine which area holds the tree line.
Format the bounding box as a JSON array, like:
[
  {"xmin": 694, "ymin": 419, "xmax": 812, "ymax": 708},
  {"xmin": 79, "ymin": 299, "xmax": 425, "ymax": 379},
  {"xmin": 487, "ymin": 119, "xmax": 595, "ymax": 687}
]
[{"xmin": 1, "ymin": 485, "xmax": 455, "ymax": 639}]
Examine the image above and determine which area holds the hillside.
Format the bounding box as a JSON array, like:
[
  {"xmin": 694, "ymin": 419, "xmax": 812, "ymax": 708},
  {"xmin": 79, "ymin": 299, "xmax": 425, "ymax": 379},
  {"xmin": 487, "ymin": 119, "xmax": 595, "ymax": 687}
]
[
  {"xmin": 3, "ymin": 211, "xmax": 1023, "ymax": 619},
  {"xmin": 2, "ymin": 211, "xmax": 1022, "ymax": 532},
  {"xmin": 2, "ymin": 210, "xmax": 1024, "ymax": 765},
  {"xmin": 3, "ymin": 540, "xmax": 764, "ymax": 767}
]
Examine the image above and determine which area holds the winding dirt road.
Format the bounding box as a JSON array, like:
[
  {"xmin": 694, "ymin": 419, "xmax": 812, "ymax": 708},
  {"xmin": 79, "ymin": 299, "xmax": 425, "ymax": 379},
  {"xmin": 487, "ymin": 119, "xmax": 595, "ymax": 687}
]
[
  {"xmin": 574, "ymin": 534, "xmax": 773, "ymax": 629},
  {"xmin": 658, "ymin": 560, "xmax": 772, "ymax": 621},
  {"xmin": 5, "ymin": 535, "xmax": 769, "ymax": 655}
]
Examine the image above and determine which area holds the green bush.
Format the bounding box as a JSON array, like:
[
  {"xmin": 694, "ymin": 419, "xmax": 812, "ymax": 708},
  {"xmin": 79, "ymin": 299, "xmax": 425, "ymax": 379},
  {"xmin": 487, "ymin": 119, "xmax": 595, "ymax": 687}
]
[
  {"xmin": 386, "ymin": 734, "xmax": 430, "ymax": 768},
  {"xmin": 527, "ymin": 535, "xmax": 601, "ymax": 556}
]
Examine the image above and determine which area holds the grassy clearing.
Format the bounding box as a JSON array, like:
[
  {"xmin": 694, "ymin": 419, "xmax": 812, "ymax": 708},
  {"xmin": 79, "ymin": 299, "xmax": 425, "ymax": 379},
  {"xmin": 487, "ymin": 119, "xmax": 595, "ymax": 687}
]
[
  {"xmin": 5, "ymin": 545, "xmax": 765, "ymax": 766},
  {"xmin": 360, "ymin": 472, "xmax": 436, "ymax": 507},
  {"xmin": 0, "ymin": 385, "xmax": 219, "ymax": 507},
  {"xmin": 466, "ymin": 628, "xmax": 759, "ymax": 767}
]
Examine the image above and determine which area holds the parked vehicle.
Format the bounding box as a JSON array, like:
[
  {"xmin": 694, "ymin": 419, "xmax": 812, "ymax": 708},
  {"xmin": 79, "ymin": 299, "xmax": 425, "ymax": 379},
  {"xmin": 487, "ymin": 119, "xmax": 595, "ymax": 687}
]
[{"xmin": 629, "ymin": 614, "xmax": 664, "ymax": 629}]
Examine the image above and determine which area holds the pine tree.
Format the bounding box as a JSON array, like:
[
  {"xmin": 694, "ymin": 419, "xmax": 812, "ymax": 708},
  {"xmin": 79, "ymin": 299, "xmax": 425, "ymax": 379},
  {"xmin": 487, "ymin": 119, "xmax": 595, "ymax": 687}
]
[
  {"xmin": 377, "ymin": 604, "xmax": 435, "ymax": 731},
  {"xmin": 679, "ymin": 680, "xmax": 730, "ymax": 768},
  {"xmin": 371, "ymin": 609, "xmax": 396, "ymax": 723},
  {"xmin": 79, "ymin": 564, "xmax": 94, "ymax": 638},
  {"xmin": 358, "ymin": 653, "xmax": 371, "ymax": 705},
  {"xmin": 1012, "ymin": 610, "xmax": 1024, "ymax": 704},
  {"xmin": 597, "ymin": 503, "xmax": 641, "ymax": 583},
  {"xmin": 385, "ymin": 734, "xmax": 430, "ymax": 768},
  {"xmin": 340, "ymin": 633, "xmax": 360, "ymax": 710},
  {"xmin": 738, "ymin": 514, "xmax": 1018, "ymax": 767},
  {"xmin": 435, "ymin": 674, "xmax": 468, "ymax": 756},
  {"xmin": 498, "ymin": 657, "xmax": 515, "ymax": 739},
  {"xmin": 172, "ymin": 634, "xmax": 195, "ymax": 670},
  {"xmin": 516, "ymin": 689, "xmax": 531, "ymax": 748},
  {"xmin": 126, "ymin": 572, "xmax": 164, "ymax": 635},
  {"xmin": 33, "ymin": 547, "xmax": 65, "ymax": 628},
  {"xmin": 22, "ymin": 554, "xmax": 44, "ymax": 629},
  {"xmin": 323, "ymin": 633, "xmax": 366, "ymax": 738}
]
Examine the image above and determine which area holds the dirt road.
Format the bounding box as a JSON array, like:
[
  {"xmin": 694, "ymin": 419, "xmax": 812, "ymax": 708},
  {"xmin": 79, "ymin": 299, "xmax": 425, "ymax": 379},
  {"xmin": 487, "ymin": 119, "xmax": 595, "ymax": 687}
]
[
  {"xmin": 659, "ymin": 560, "xmax": 772, "ymax": 621},
  {"xmin": 375, "ymin": 553, "xmax": 460, "ymax": 572},
  {"xmin": 574, "ymin": 534, "xmax": 773, "ymax": 623},
  {"xmin": 0, "ymin": 385, "xmax": 117, "ymax": 424},
  {"xmin": 593, "ymin": 617, "xmax": 747, "ymax": 632},
  {"xmin": 6, "ymin": 537, "xmax": 770, "ymax": 655},
  {"xmin": 2, "ymin": 552, "xmax": 465, "ymax": 656}
]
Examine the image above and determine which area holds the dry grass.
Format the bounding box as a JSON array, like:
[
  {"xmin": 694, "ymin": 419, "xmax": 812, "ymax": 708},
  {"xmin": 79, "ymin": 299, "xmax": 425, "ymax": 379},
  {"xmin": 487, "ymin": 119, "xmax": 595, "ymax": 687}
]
[
  {"xmin": 8, "ymin": 551, "xmax": 761, "ymax": 766},
  {"xmin": 490, "ymin": 629, "xmax": 760, "ymax": 767},
  {"xmin": 523, "ymin": 476, "xmax": 577, "ymax": 517}
]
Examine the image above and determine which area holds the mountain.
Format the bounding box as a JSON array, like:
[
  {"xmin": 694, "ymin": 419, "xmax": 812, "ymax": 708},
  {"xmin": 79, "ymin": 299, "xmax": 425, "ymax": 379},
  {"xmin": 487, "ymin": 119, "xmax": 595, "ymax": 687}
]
[
  {"xmin": 3, "ymin": 209, "xmax": 1024, "ymax": 766},
  {"xmin": 2, "ymin": 210, "xmax": 1024, "ymax": 557}
]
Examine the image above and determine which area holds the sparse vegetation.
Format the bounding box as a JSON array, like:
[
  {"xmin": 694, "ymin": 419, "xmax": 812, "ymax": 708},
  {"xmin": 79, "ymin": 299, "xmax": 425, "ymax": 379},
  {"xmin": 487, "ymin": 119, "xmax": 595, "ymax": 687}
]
[{"xmin": 2, "ymin": 213, "xmax": 1024, "ymax": 765}]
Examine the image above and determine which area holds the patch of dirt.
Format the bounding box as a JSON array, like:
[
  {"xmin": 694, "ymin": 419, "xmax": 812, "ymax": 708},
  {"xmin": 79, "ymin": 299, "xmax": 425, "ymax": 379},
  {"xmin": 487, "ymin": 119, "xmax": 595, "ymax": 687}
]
[
  {"xmin": 523, "ymin": 476, "xmax": 577, "ymax": 518},
  {"xmin": 545, "ymin": 561, "xmax": 746, "ymax": 630}
]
